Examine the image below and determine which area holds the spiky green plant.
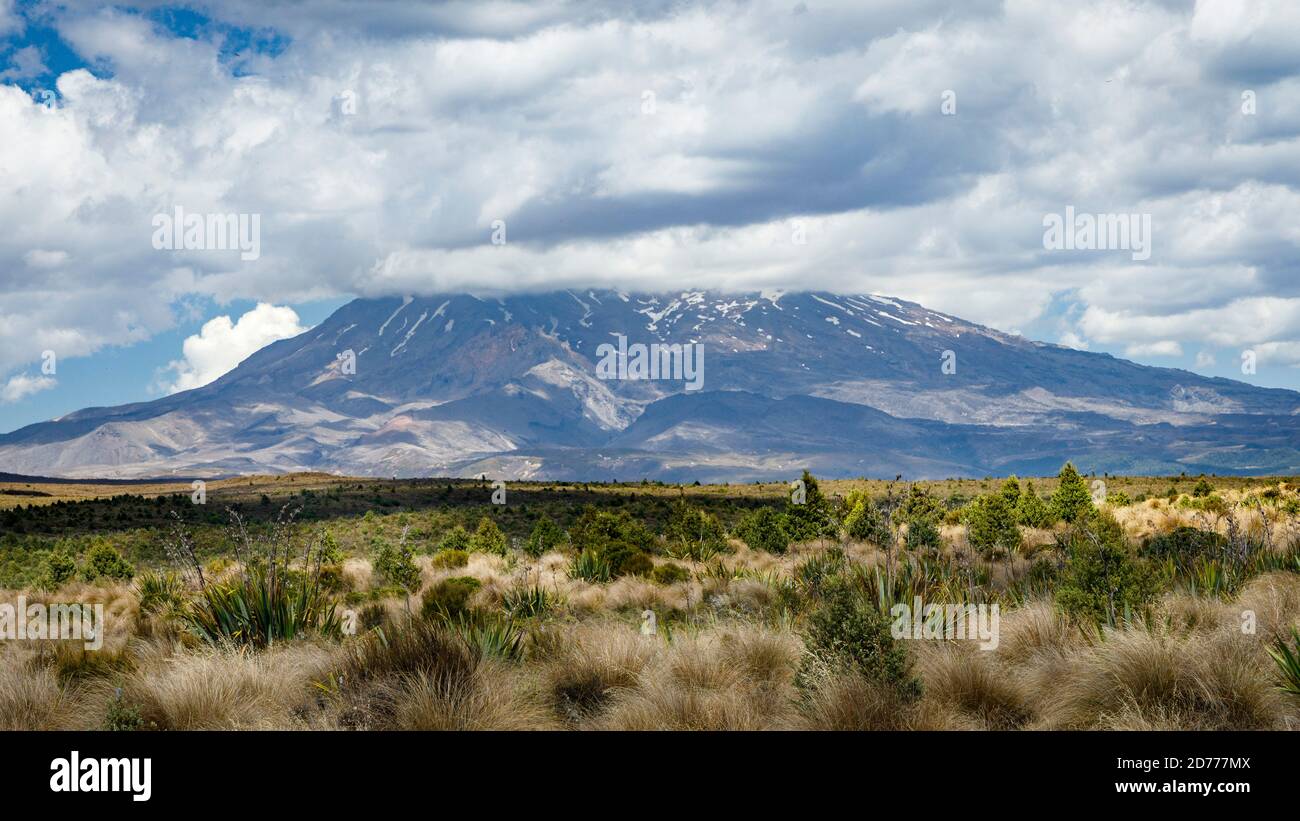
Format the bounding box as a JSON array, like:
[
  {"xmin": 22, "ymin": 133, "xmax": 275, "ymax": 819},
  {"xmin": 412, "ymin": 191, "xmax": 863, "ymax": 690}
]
[
  {"xmin": 182, "ymin": 509, "xmax": 341, "ymax": 648},
  {"xmin": 185, "ymin": 562, "xmax": 341, "ymax": 647},
  {"xmin": 501, "ymin": 583, "xmax": 558, "ymax": 620},
  {"xmin": 449, "ymin": 611, "xmax": 525, "ymax": 661},
  {"xmin": 1269, "ymin": 627, "xmax": 1300, "ymax": 698},
  {"xmin": 134, "ymin": 569, "xmax": 188, "ymax": 619},
  {"xmin": 569, "ymin": 548, "xmax": 612, "ymax": 582}
]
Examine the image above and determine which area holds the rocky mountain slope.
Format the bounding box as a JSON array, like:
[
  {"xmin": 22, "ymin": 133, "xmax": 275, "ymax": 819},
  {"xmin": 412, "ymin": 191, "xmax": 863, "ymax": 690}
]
[{"xmin": 3, "ymin": 290, "xmax": 1298, "ymax": 480}]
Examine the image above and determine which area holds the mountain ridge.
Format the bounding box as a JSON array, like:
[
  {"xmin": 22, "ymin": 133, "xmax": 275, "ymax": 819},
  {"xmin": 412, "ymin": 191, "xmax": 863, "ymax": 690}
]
[{"xmin": 2, "ymin": 289, "xmax": 1297, "ymax": 481}]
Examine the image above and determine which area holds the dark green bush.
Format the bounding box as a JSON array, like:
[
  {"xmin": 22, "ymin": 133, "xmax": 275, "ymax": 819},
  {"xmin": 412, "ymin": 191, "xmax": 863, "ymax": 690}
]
[
  {"xmin": 1014, "ymin": 481, "xmax": 1054, "ymax": 527},
  {"xmin": 899, "ymin": 484, "xmax": 946, "ymax": 524},
  {"xmin": 1055, "ymin": 511, "xmax": 1157, "ymax": 627},
  {"xmin": 80, "ymin": 541, "xmax": 135, "ymax": 582},
  {"xmin": 965, "ymin": 494, "xmax": 1022, "ymax": 558},
  {"xmin": 796, "ymin": 578, "xmax": 920, "ymax": 701},
  {"xmin": 664, "ymin": 501, "xmax": 729, "ymax": 560},
  {"xmin": 421, "ymin": 576, "xmax": 482, "ymax": 622},
  {"xmin": 620, "ymin": 551, "xmax": 655, "ymax": 577},
  {"xmin": 469, "ymin": 516, "xmax": 508, "ymax": 555},
  {"xmin": 430, "ymin": 548, "xmax": 469, "ymax": 569},
  {"xmin": 734, "ymin": 506, "xmax": 790, "ymax": 554},
  {"xmin": 784, "ymin": 470, "xmax": 838, "ymax": 543},
  {"xmin": 1139, "ymin": 526, "xmax": 1228, "ymax": 560},
  {"xmin": 569, "ymin": 508, "xmax": 656, "ymax": 555},
  {"xmin": 42, "ymin": 550, "xmax": 77, "ymax": 590},
  {"xmin": 903, "ymin": 516, "xmax": 941, "ymax": 553},
  {"xmin": 526, "ymin": 515, "xmax": 566, "ymax": 557},
  {"xmin": 843, "ymin": 497, "xmax": 890, "ymax": 546},
  {"xmin": 1049, "ymin": 462, "xmax": 1094, "ymax": 523},
  {"xmin": 436, "ymin": 525, "xmax": 471, "ymax": 553},
  {"xmin": 651, "ymin": 561, "xmax": 691, "ymax": 585},
  {"xmin": 373, "ymin": 540, "xmax": 421, "ymax": 594}
]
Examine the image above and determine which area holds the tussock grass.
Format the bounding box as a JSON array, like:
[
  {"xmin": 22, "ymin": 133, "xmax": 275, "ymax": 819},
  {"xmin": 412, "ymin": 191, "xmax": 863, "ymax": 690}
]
[{"xmin": 0, "ymin": 650, "xmax": 96, "ymax": 729}]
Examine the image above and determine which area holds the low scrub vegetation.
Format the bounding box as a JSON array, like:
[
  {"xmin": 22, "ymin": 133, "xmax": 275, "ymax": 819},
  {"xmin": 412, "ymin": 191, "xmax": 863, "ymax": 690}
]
[{"xmin": 2, "ymin": 467, "xmax": 1299, "ymax": 730}]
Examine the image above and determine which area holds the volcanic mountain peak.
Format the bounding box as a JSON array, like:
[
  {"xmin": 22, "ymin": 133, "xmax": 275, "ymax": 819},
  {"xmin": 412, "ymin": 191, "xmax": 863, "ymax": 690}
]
[{"xmin": 2, "ymin": 290, "xmax": 1297, "ymax": 481}]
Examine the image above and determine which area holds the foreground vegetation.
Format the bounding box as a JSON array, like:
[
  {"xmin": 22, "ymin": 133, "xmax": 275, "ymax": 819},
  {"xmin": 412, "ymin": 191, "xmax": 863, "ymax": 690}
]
[{"xmin": 2, "ymin": 466, "xmax": 1300, "ymax": 730}]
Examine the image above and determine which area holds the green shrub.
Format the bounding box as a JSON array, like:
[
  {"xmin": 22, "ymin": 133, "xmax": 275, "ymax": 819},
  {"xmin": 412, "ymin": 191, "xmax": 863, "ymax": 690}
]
[
  {"xmin": 898, "ymin": 485, "xmax": 946, "ymax": 524},
  {"xmin": 664, "ymin": 502, "xmax": 729, "ymax": 561},
  {"xmin": 1015, "ymin": 481, "xmax": 1054, "ymax": 527},
  {"xmin": 784, "ymin": 470, "xmax": 838, "ymax": 543},
  {"xmin": 1049, "ymin": 462, "xmax": 1095, "ymax": 523},
  {"xmin": 1055, "ymin": 511, "xmax": 1157, "ymax": 627},
  {"xmin": 651, "ymin": 561, "xmax": 691, "ymax": 585},
  {"xmin": 80, "ymin": 541, "xmax": 135, "ymax": 582},
  {"xmin": 42, "ymin": 549, "xmax": 78, "ymax": 591},
  {"xmin": 620, "ymin": 551, "xmax": 655, "ymax": 577},
  {"xmin": 469, "ymin": 516, "xmax": 508, "ymax": 555},
  {"xmin": 1178, "ymin": 493, "xmax": 1229, "ymax": 514},
  {"xmin": 734, "ymin": 506, "xmax": 790, "ymax": 554},
  {"xmin": 430, "ymin": 548, "xmax": 469, "ymax": 569},
  {"xmin": 1139, "ymin": 526, "xmax": 1228, "ymax": 560},
  {"xmin": 796, "ymin": 577, "xmax": 920, "ymax": 701},
  {"xmin": 104, "ymin": 691, "xmax": 147, "ymax": 731},
  {"xmin": 437, "ymin": 525, "xmax": 472, "ymax": 553},
  {"xmin": 421, "ymin": 576, "xmax": 482, "ymax": 622},
  {"xmin": 903, "ymin": 516, "xmax": 942, "ymax": 553},
  {"xmin": 526, "ymin": 515, "xmax": 566, "ymax": 557},
  {"xmin": 1104, "ymin": 490, "xmax": 1132, "ymax": 507},
  {"xmin": 569, "ymin": 508, "xmax": 656, "ymax": 555},
  {"xmin": 319, "ymin": 531, "xmax": 345, "ymax": 563},
  {"xmin": 1192, "ymin": 477, "xmax": 1214, "ymax": 498},
  {"xmin": 999, "ymin": 476, "xmax": 1022, "ymax": 507},
  {"xmin": 373, "ymin": 540, "xmax": 421, "ymax": 594},
  {"xmin": 965, "ymin": 494, "xmax": 1022, "ymax": 558},
  {"xmin": 843, "ymin": 498, "xmax": 890, "ymax": 546}
]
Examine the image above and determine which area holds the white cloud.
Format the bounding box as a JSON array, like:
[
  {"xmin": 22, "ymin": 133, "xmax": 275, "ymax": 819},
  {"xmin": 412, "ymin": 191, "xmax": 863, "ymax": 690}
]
[
  {"xmin": 1058, "ymin": 331, "xmax": 1089, "ymax": 351},
  {"xmin": 0, "ymin": 45, "xmax": 45, "ymax": 80},
  {"xmin": 23, "ymin": 249, "xmax": 68, "ymax": 269},
  {"xmin": 1, "ymin": 373, "xmax": 55, "ymax": 403},
  {"xmin": 1, "ymin": 0, "xmax": 1300, "ymax": 390},
  {"xmin": 1195, "ymin": 350, "xmax": 1217, "ymax": 368},
  {"xmin": 1254, "ymin": 341, "xmax": 1300, "ymax": 367},
  {"xmin": 1124, "ymin": 340, "xmax": 1184, "ymax": 358},
  {"xmin": 162, "ymin": 303, "xmax": 307, "ymax": 393},
  {"xmin": 0, "ymin": 0, "xmax": 20, "ymax": 37}
]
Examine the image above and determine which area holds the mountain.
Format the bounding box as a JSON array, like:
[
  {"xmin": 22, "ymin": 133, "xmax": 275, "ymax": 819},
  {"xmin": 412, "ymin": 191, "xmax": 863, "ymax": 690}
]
[{"xmin": 3, "ymin": 290, "xmax": 1299, "ymax": 481}]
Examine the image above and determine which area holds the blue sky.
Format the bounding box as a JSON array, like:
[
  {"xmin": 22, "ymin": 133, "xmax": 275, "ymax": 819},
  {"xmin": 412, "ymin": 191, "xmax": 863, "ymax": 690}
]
[{"xmin": 4, "ymin": 0, "xmax": 1300, "ymax": 434}]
